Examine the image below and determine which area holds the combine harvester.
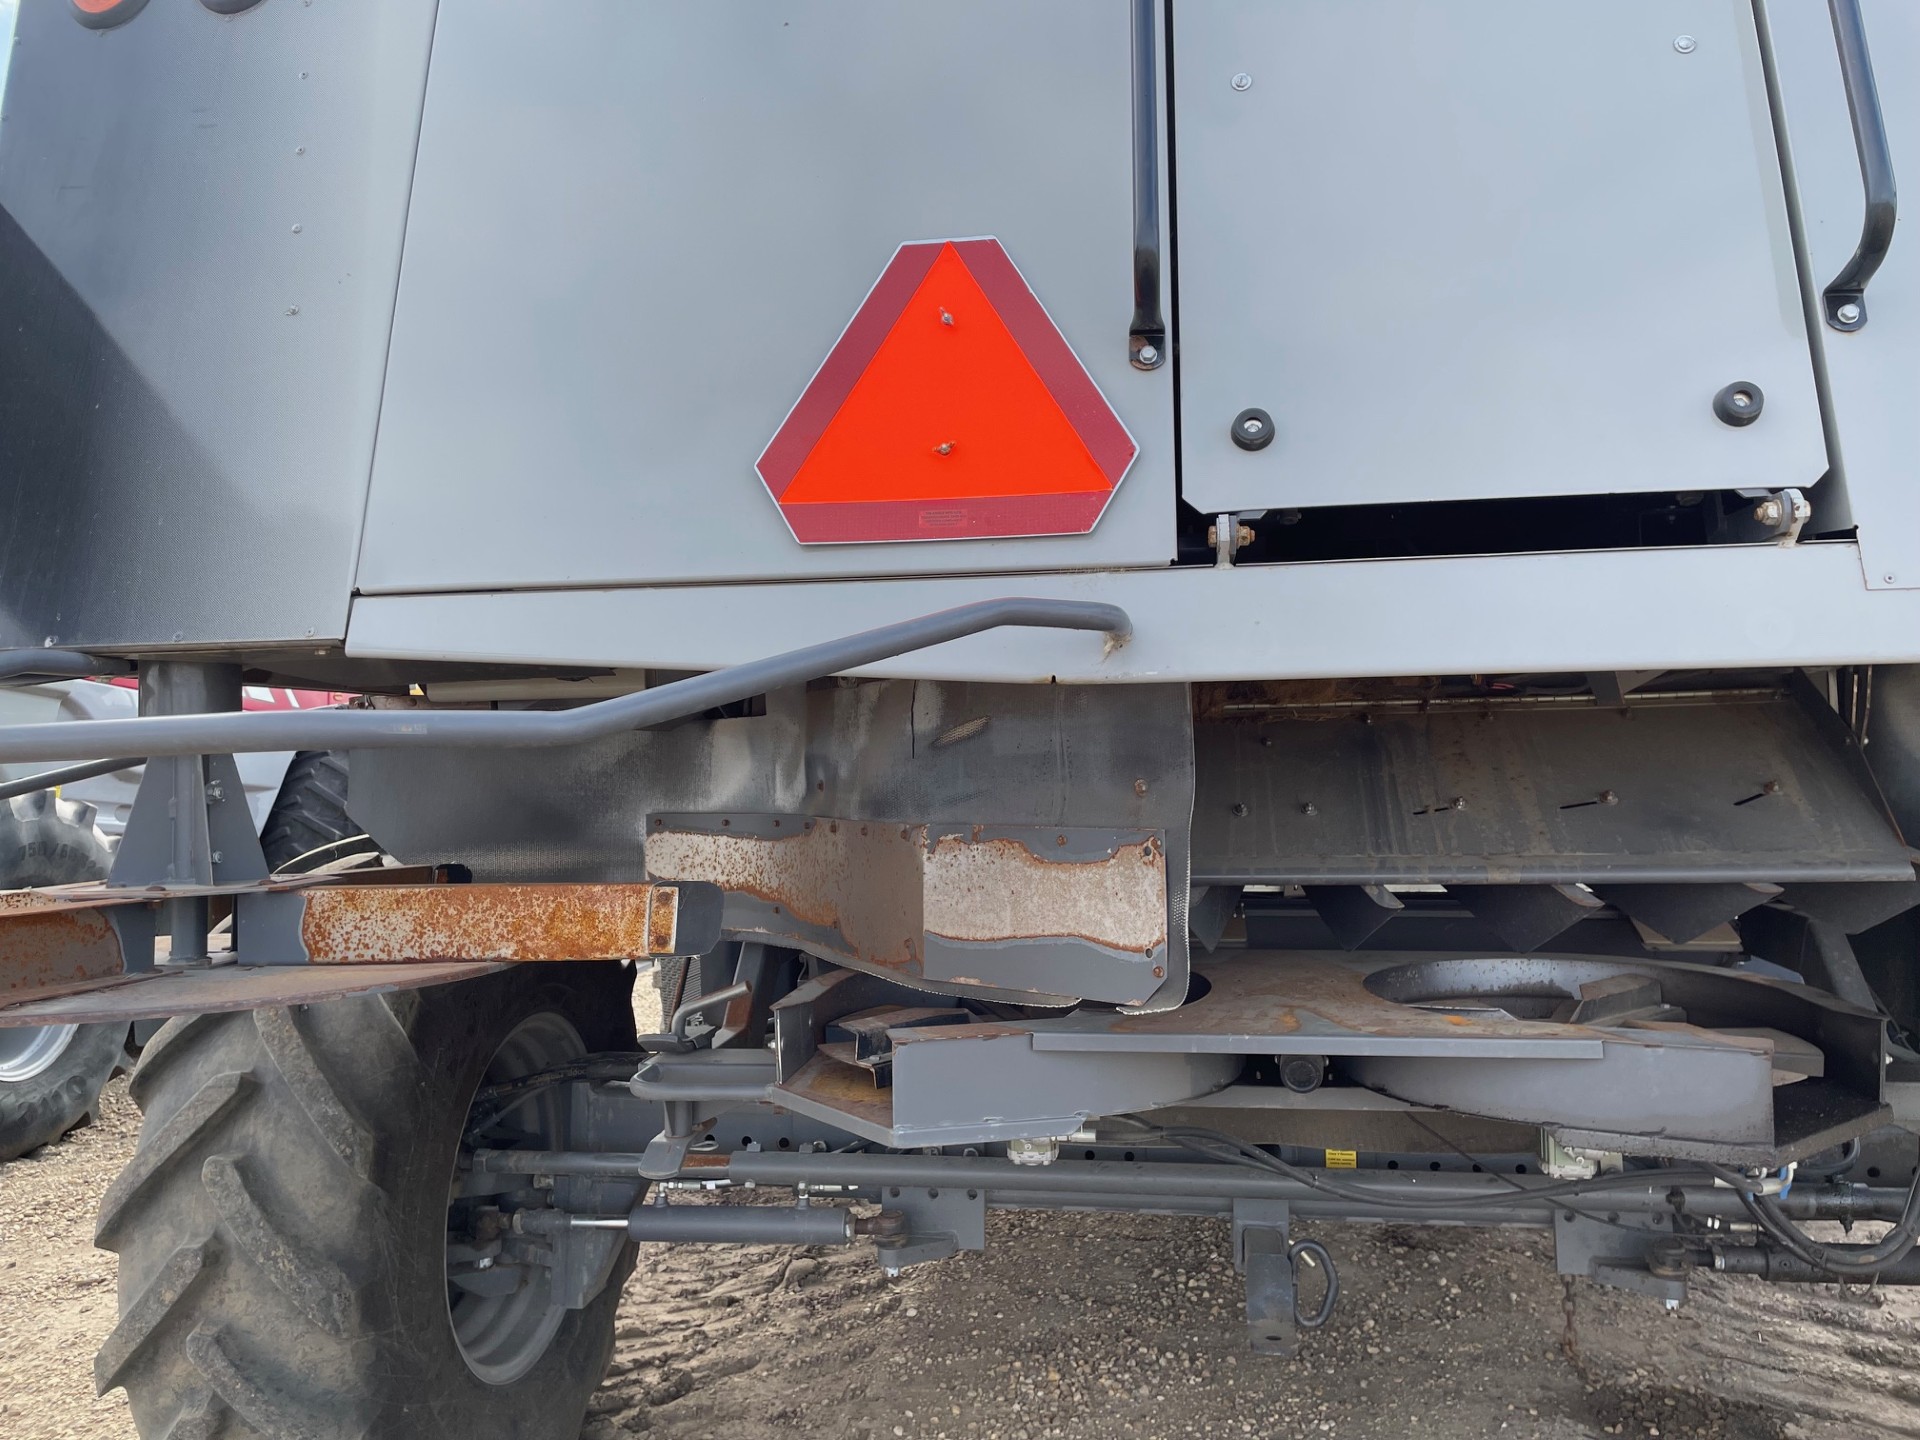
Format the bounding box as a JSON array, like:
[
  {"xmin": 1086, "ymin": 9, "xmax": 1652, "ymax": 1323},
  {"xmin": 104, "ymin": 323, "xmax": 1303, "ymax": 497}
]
[{"xmin": 0, "ymin": 2, "xmax": 1915, "ymax": 1435}]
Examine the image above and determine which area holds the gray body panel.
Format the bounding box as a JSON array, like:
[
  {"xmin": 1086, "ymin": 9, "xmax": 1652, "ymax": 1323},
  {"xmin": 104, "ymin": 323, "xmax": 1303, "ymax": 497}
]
[
  {"xmin": 0, "ymin": 0, "xmax": 1914, "ymax": 687},
  {"xmin": 1763, "ymin": 0, "xmax": 1920, "ymax": 591},
  {"xmin": 356, "ymin": 1, "xmax": 1172, "ymax": 592},
  {"xmin": 0, "ymin": 0, "xmax": 435, "ymax": 649},
  {"xmin": 344, "ymin": 541, "xmax": 1920, "ymax": 683},
  {"xmin": 1172, "ymin": 0, "xmax": 1824, "ymax": 514}
]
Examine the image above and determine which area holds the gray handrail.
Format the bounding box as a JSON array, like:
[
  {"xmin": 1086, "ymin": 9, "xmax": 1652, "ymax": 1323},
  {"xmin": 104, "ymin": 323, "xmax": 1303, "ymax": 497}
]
[
  {"xmin": 0, "ymin": 597, "xmax": 1130, "ymax": 761},
  {"xmin": 1822, "ymin": 0, "xmax": 1898, "ymax": 331},
  {"xmin": 0, "ymin": 756, "xmax": 145, "ymax": 802},
  {"xmin": 0, "ymin": 649, "xmax": 132, "ymax": 685}
]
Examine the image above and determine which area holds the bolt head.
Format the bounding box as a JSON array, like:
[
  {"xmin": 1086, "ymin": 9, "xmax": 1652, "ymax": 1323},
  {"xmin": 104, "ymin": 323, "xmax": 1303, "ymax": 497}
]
[
  {"xmin": 1837, "ymin": 302, "xmax": 1862, "ymax": 325},
  {"xmin": 1137, "ymin": 343, "xmax": 1159, "ymax": 365},
  {"xmin": 1231, "ymin": 72, "xmax": 1253, "ymax": 91},
  {"xmin": 1754, "ymin": 499, "xmax": 1783, "ymax": 524},
  {"xmin": 1673, "ymin": 35, "xmax": 1697, "ymax": 53}
]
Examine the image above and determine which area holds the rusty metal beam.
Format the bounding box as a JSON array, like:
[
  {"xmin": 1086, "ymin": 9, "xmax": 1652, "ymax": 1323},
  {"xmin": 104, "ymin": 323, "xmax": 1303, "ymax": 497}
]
[
  {"xmin": 295, "ymin": 883, "xmax": 707, "ymax": 964},
  {"xmin": 0, "ymin": 878, "xmax": 721, "ymax": 1022}
]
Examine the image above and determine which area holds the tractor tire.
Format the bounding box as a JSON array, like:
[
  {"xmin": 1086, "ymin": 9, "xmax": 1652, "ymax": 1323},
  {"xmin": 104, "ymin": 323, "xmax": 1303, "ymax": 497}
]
[
  {"xmin": 259, "ymin": 750, "xmax": 366, "ymax": 872},
  {"xmin": 96, "ymin": 962, "xmax": 639, "ymax": 1440},
  {"xmin": 0, "ymin": 792, "xmax": 128, "ymax": 1161}
]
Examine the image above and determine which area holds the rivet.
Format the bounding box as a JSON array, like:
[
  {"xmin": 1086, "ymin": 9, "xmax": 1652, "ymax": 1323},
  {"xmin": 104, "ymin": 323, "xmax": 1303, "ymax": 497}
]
[
  {"xmin": 1673, "ymin": 35, "xmax": 1697, "ymax": 54},
  {"xmin": 1231, "ymin": 72, "xmax": 1253, "ymax": 91},
  {"xmin": 934, "ymin": 442, "xmax": 954, "ymax": 456},
  {"xmin": 1231, "ymin": 802, "xmax": 1248, "ymax": 818},
  {"xmin": 1600, "ymin": 790, "xmax": 1619, "ymax": 806},
  {"xmin": 285, "ymin": 305, "xmax": 300, "ymax": 316},
  {"xmin": 1762, "ymin": 780, "xmax": 1782, "ymax": 796},
  {"xmin": 939, "ymin": 309, "xmax": 954, "ymax": 326},
  {"xmin": 1134, "ymin": 779, "xmax": 1149, "ymax": 796},
  {"xmin": 1056, "ymin": 835, "xmax": 1068, "ymax": 846},
  {"xmin": 290, "ymin": 223, "xmax": 303, "ymax": 234},
  {"xmin": 1300, "ymin": 802, "xmax": 1317, "ymax": 817},
  {"xmin": 1885, "ymin": 573, "xmax": 1898, "ymax": 584},
  {"xmin": 295, "ymin": 146, "xmax": 306, "ymax": 156}
]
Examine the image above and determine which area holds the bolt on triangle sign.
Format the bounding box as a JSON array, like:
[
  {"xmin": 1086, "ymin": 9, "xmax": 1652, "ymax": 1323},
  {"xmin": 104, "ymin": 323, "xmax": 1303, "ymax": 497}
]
[{"xmin": 756, "ymin": 238, "xmax": 1137, "ymax": 544}]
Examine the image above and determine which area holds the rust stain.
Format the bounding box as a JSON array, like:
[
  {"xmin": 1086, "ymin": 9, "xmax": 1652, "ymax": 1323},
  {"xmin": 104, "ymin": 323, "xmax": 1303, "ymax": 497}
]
[
  {"xmin": 646, "ymin": 886, "xmax": 679, "ymax": 956},
  {"xmin": 646, "ymin": 822, "xmax": 925, "ymax": 970},
  {"xmin": 0, "ymin": 908, "xmax": 125, "ymax": 1000},
  {"xmin": 647, "ymin": 820, "xmax": 1169, "ymax": 968},
  {"xmin": 924, "ymin": 833, "xmax": 1166, "ymax": 953},
  {"xmin": 778, "ymin": 1053, "xmax": 896, "ymax": 1128},
  {"xmin": 299, "ymin": 884, "xmax": 684, "ymax": 964},
  {"xmin": 0, "ymin": 961, "xmax": 500, "ymax": 1027},
  {"xmin": 1110, "ymin": 956, "xmax": 1661, "ymax": 1045}
]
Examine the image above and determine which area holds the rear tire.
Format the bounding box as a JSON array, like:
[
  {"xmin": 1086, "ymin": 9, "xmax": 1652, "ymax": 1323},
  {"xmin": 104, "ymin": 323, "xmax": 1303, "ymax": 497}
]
[
  {"xmin": 96, "ymin": 963, "xmax": 639, "ymax": 1439},
  {"xmin": 0, "ymin": 792, "xmax": 125, "ymax": 1160},
  {"xmin": 259, "ymin": 750, "xmax": 367, "ymax": 872}
]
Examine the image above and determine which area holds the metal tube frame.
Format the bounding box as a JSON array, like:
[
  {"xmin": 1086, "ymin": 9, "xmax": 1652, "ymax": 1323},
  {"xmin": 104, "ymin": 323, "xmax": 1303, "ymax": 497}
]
[{"xmin": 0, "ymin": 599, "xmax": 1130, "ymax": 762}]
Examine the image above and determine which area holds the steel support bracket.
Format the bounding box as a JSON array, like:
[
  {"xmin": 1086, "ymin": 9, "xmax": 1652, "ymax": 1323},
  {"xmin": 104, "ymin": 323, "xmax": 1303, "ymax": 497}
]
[{"xmin": 1232, "ymin": 1197, "xmax": 1300, "ymax": 1357}]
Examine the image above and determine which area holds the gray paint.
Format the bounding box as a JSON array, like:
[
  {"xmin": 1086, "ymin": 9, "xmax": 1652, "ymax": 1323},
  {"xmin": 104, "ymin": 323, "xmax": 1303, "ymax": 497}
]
[
  {"xmin": 0, "ymin": 0, "xmax": 436, "ymax": 648},
  {"xmin": 357, "ymin": 1, "xmax": 1173, "ymax": 593},
  {"xmin": 1171, "ymin": 1, "xmax": 1826, "ymax": 513},
  {"xmin": 1762, "ymin": 0, "xmax": 1920, "ymax": 589},
  {"xmin": 345, "ymin": 540, "xmax": 1920, "ymax": 684}
]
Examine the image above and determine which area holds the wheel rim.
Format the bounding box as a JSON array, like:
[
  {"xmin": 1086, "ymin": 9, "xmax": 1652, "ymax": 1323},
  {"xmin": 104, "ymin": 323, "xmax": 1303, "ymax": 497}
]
[
  {"xmin": 446, "ymin": 1011, "xmax": 586, "ymax": 1386},
  {"xmin": 0, "ymin": 1024, "xmax": 80, "ymax": 1083}
]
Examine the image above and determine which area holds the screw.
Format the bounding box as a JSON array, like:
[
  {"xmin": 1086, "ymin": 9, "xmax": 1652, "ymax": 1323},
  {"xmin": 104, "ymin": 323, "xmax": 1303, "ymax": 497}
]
[
  {"xmin": 1450, "ymin": 796, "xmax": 1467, "ymax": 811},
  {"xmin": 1729, "ymin": 389, "xmax": 1754, "ymax": 410},
  {"xmin": 934, "ymin": 442, "xmax": 954, "ymax": 455},
  {"xmin": 1241, "ymin": 416, "xmax": 1264, "ymax": 436},
  {"xmin": 1300, "ymin": 802, "xmax": 1318, "ymax": 817},
  {"xmin": 1231, "ymin": 72, "xmax": 1253, "ymax": 91},
  {"xmin": 1600, "ymin": 790, "xmax": 1619, "ymax": 806},
  {"xmin": 1137, "ymin": 343, "xmax": 1159, "ymax": 365},
  {"xmin": 211, "ymin": 851, "xmax": 223, "ymax": 864},
  {"xmin": 1231, "ymin": 802, "xmax": 1248, "ymax": 818},
  {"xmin": 939, "ymin": 309, "xmax": 954, "ymax": 326},
  {"xmin": 1134, "ymin": 779, "xmax": 1149, "ymax": 796},
  {"xmin": 1673, "ymin": 35, "xmax": 1696, "ymax": 53},
  {"xmin": 1762, "ymin": 779, "xmax": 1782, "ymax": 796}
]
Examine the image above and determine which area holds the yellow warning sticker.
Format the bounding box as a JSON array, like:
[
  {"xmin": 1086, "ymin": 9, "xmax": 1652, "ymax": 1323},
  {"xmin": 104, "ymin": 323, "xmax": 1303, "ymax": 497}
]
[{"xmin": 1324, "ymin": 1149, "xmax": 1358, "ymax": 1169}]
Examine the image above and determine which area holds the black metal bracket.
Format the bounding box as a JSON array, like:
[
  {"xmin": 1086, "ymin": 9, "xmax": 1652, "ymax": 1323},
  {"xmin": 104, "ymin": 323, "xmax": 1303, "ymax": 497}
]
[
  {"xmin": 1128, "ymin": 0, "xmax": 1167, "ymax": 369},
  {"xmin": 1822, "ymin": 0, "xmax": 1897, "ymax": 331},
  {"xmin": 1232, "ymin": 1198, "xmax": 1339, "ymax": 1357}
]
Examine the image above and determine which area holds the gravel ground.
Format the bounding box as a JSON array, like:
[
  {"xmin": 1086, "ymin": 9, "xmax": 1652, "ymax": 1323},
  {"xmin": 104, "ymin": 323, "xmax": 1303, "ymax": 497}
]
[{"xmin": 4, "ymin": 1081, "xmax": 1918, "ymax": 1439}]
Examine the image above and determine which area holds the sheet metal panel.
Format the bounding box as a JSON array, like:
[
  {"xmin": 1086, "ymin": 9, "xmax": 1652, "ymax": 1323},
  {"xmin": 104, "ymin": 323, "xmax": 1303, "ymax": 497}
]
[
  {"xmin": 344, "ymin": 540, "xmax": 1920, "ymax": 684},
  {"xmin": 358, "ymin": 1, "xmax": 1173, "ymax": 592},
  {"xmin": 1171, "ymin": 1, "xmax": 1826, "ymax": 514},
  {"xmin": 1762, "ymin": 0, "xmax": 1920, "ymax": 591},
  {"xmin": 0, "ymin": 0, "xmax": 435, "ymax": 648}
]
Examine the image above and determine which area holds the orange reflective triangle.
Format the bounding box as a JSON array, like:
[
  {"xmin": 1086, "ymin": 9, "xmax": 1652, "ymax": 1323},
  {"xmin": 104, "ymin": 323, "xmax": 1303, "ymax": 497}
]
[{"xmin": 780, "ymin": 244, "xmax": 1111, "ymax": 506}]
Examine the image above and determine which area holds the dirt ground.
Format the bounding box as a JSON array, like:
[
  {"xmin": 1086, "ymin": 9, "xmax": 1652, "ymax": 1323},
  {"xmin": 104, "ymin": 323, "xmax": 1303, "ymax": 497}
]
[{"xmin": 4, "ymin": 1077, "xmax": 1918, "ymax": 1440}]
